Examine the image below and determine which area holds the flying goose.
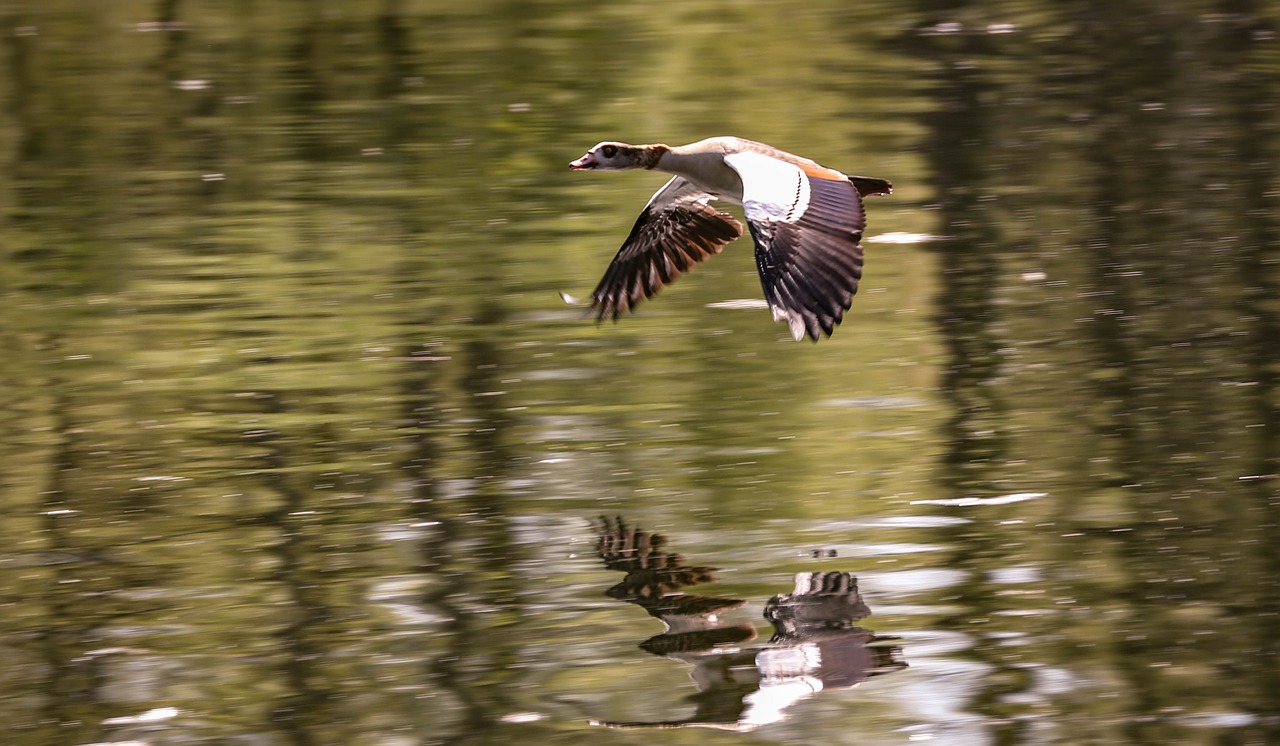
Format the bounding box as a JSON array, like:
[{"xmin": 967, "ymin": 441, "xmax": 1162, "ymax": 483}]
[{"xmin": 568, "ymin": 136, "xmax": 891, "ymax": 342}]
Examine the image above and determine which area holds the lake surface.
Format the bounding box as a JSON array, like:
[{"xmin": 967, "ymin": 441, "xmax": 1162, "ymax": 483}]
[{"xmin": 2, "ymin": 2, "xmax": 1278, "ymax": 744}]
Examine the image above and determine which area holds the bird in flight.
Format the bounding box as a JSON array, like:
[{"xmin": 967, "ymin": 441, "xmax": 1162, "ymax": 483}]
[{"xmin": 568, "ymin": 136, "xmax": 891, "ymax": 342}]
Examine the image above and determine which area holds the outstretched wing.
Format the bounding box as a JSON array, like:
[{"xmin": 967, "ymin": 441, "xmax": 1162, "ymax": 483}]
[
  {"xmin": 589, "ymin": 176, "xmax": 744, "ymax": 321},
  {"xmin": 724, "ymin": 151, "xmax": 867, "ymax": 342}
]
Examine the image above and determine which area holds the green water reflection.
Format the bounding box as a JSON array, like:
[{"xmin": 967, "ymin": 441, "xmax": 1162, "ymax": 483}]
[{"xmin": 1, "ymin": 1, "xmax": 1278, "ymax": 745}]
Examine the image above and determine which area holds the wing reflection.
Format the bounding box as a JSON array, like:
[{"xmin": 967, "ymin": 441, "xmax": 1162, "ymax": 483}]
[{"xmin": 590, "ymin": 516, "xmax": 907, "ymax": 731}]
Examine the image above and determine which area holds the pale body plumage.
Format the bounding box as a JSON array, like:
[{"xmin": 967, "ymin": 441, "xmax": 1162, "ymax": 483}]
[{"xmin": 569, "ymin": 137, "xmax": 891, "ymax": 342}]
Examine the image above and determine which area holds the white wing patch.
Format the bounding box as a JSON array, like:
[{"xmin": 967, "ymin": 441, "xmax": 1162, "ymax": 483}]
[
  {"xmin": 723, "ymin": 151, "xmax": 810, "ymax": 224},
  {"xmin": 643, "ymin": 175, "xmax": 713, "ymax": 211}
]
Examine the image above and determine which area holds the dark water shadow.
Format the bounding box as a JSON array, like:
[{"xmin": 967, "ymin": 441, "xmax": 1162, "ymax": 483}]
[{"xmin": 587, "ymin": 516, "xmax": 907, "ymax": 731}]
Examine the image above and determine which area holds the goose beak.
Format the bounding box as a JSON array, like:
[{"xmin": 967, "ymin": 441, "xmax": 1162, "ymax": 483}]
[{"xmin": 569, "ymin": 153, "xmax": 596, "ymax": 170}]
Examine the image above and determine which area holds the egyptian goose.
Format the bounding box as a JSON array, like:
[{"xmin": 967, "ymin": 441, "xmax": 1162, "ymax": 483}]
[{"xmin": 568, "ymin": 136, "xmax": 891, "ymax": 342}]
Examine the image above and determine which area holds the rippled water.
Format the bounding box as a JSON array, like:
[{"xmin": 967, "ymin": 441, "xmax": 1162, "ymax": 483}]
[{"xmin": 2, "ymin": 2, "xmax": 1278, "ymax": 745}]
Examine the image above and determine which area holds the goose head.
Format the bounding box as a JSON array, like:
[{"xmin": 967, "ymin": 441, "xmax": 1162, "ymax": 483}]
[{"xmin": 569, "ymin": 142, "xmax": 658, "ymax": 171}]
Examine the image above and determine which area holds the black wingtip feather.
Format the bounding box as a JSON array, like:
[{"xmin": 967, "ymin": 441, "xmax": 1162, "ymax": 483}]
[
  {"xmin": 747, "ymin": 176, "xmax": 870, "ymax": 341},
  {"xmin": 588, "ymin": 200, "xmax": 744, "ymax": 323}
]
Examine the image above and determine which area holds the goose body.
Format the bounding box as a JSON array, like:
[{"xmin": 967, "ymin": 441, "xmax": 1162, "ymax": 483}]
[{"xmin": 569, "ymin": 136, "xmax": 891, "ymax": 342}]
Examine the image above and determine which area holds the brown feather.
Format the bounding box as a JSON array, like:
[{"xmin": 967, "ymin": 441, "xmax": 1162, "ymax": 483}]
[{"xmin": 590, "ymin": 201, "xmax": 743, "ymax": 321}]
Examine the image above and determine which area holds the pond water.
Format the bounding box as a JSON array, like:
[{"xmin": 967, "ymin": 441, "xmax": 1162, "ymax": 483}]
[{"xmin": 2, "ymin": 2, "xmax": 1278, "ymax": 745}]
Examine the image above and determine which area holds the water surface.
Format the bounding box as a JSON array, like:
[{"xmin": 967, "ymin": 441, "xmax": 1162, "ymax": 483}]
[{"xmin": 2, "ymin": 2, "xmax": 1278, "ymax": 745}]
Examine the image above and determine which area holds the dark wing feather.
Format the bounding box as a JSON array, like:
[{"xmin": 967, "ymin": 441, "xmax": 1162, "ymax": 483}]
[
  {"xmin": 749, "ymin": 176, "xmax": 867, "ymax": 341},
  {"xmin": 753, "ymin": 219, "xmax": 864, "ymax": 341},
  {"xmin": 589, "ymin": 177, "xmax": 744, "ymax": 321}
]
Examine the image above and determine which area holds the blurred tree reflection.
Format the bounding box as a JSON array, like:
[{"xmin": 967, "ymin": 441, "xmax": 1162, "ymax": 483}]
[{"xmin": 915, "ymin": 0, "xmax": 1280, "ymax": 740}]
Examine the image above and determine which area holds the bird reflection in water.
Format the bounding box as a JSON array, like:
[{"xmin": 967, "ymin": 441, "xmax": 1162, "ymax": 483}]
[{"xmin": 590, "ymin": 516, "xmax": 907, "ymax": 731}]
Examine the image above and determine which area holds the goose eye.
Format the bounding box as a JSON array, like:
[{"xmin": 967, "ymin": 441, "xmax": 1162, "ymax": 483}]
[{"xmin": 601, "ymin": 145, "xmax": 617, "ymax": 158}]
